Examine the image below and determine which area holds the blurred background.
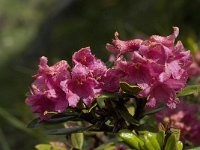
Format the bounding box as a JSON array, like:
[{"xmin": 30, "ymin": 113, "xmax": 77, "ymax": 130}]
[{"xmin": 0, "ymin": 0, "xmax": 200, "ymax": 149}]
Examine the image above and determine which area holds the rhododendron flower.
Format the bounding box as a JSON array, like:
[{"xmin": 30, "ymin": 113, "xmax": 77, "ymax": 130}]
[
  {"xmin": 106, "ymin": 32, "xmax": 143, "ymax": 56},
  {"xmin": 61, "ymin": 63, "xmax": 100, "ymax": 107},
  {"xmin": 72, "ymin": 47, "xmax": 107, "ymax": 79},
  {"xmin": 156, "ymin": 101, "xmax": 200, "ymax": 145},
  {"xmin": 26, "ymin": 57, "xmax": 70, "ymax": 119},
  {"xmin": 101, "ymin": 69, "xmax": 125, "ymax": 92},
  {"xmin": 107, "ymin": 27, "xmax": 192, "ymax": 108}
]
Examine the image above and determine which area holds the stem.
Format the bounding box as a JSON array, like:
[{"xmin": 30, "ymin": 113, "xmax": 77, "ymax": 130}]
[{"xmin": 134, "ymin": 98, "xmax": 147, "ymax": 120}]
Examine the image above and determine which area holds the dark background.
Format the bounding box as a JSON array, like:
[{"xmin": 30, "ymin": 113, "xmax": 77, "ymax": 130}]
[{"xmin": 0, "ymin": 0, "xmax": 200, "ymax": 149}]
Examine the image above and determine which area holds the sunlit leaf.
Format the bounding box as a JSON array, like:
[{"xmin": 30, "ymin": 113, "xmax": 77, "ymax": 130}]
[
  {"xmin": 120, "ymin": 82, "xmax": 143, "ymax": 96},
  {"xmin": 177, "ymin": 85, "xmax": 200, "ymax": 97},
  {"xmin": 176, "ymin": 141, "xmax": 183, "ymax": 150},
  {"xmin": 35, "ymin": 144, "xmax": 65, "ymax": 150},
  {"xmin": 156, "ymin": 131, "xmax": 165, "ymax": 148},
  {"xmin": 96, "ymin": 93, "xmax": 117, "ymax": 99},
  {"xmin": 164, "ymin": 134, "xmax": 176, "ymax": 150},
  {"xmin": 118, "ymin": 129, "xmax": 144, "ymax": 149},
  {"xmin": 35, "ymin": 144, "xmax": 52, "ymax": 150},
  {"xmin": 143, "ymin": 132, "xmax": 161, "ymax": 150},
  {"xmin": 71, "ymin": 133, "xmax": 84, "ymax": 149}
]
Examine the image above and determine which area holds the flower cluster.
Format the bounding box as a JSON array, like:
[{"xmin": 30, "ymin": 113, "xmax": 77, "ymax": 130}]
[
  {"xmin": 26, "ymin": 27, "xmax": 192, "ymax": 119},
  {"xmin": 156, "ymin": 101, "xmax": 200, "ymax": 145},
  {"xmin": 26, "ymin": 47, "xmax": 107, "ymax": 119},
  {"xmin": 106, "ymin": 27, "xmax": 192, "ymax": 108}
]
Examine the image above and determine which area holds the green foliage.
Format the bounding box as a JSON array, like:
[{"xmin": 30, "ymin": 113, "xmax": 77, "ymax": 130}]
[
  {"xmin": 119, "ymin": 82, "xmax": 143, "ymax": 96},
  {"xmin": 35, "ymin": 144, "xmax": 65, "ymax": 150},
  {"xmin": 94, "ymin": 143, "xmax": 115, "ymax": 150},
  {"xmin": 177, "ymin": 85, "xmax": 200, "ymax": 97},
  {"xmin": 46, "ymin": 127, "xmax": 87, "ymax": 135},
  {"xmin": 71, "ymin": 133, "xmax": 84, "ymax": 150},
  {"xmin": 118, "ymin": 129, "xmax": 183, "ymax": 150}
]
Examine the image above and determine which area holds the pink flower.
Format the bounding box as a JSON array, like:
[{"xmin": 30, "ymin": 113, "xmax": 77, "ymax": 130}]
[
  {"xmin": 26, "ymin": 57, "xmax": 70, "ymax": 120},
  {"xmin": 188, "ymin": 62, "xmax": 200, "ymax": 77},
  {"xmin": 61, "ymin": 63, "xmax": 100, "ymax": 107},
  {"xmin": 106, "ymin": 32, "xmax": 143, "ymax": 56},
  {"xmin": 100, "ymin": 69, "xmax": 125, "ymax": 92},
  {"xmin": 72, "ymin": 47, "xmax": 107, "ymax": 79},
  {"xmin": 110, "ymin": 27, "xmax": 192, "ymax": 108},
  {"xmin": 156, "ymin": 101, "xmax": 200, "ymax": 145}
]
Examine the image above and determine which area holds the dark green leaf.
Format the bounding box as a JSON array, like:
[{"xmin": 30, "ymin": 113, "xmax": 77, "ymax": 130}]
[
  {"xmin": 142, "ymin": 105, "xmax": 166, "ymax": 116},
  {"xmin": 47, "ymin": 116, "xmax": 77, "ymax": 123},
  {"xmin": 117, "ymin": 109, "xmax": 139, "ymax": 126},
  {"xmin": 27, "ymin": 118, "xmax": 40, "ymax": 128},
  {"xmin": 120, "ymin": 82, "xmax": 142, "ymax": 96},
  {"xmin": 28, "ymin": 116, "xmax": 78, "ymax": 128},
  {"xmin": 177, "ymin": 85, "xmax": 200, "ymax": 97},
  {"xmin": 46, "ymin": 127, "xmax": 87, "ymax": 135},
  {"xmin": 96, "ymin": 93, "xmax": 117, "ymax": 108},
  {"xmin": 71, "ymin": 133, "xmax": 84, "ymax": 149}
]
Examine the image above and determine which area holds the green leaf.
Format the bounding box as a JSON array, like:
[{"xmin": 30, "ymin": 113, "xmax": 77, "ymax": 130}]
[
  {"xmin": 27, "ymin": 118, "xmax": 40, "ymax": 128},
  {"xmin": 170, "ymin": 128, "xmax": 180, "ymax": 141},
  {"xmin": 143, "ymin": 138, "xmax": 155, "ymax": 150},
  {"xmin": 46, "ymin": 127, "xmax": 87, "ymax": 135},
  {"xmin": 96, "ymin": 93, "xmax": 117, "ymax": 99},
  {"xmin": 47, "ymin": 116, "xmax": 78, "ymax": 123},
  {"xmin": 96, "ymin": 98, "xmax": 106, "ymax": 108},
  {"xmin": 71, "ymin": 133, "xmax": 84, "ymax": 150},
  {"xmin": 186, "ymin": 36, "xmax": 198, "ymax": 55},
  {"xmin": 120, "ymin": 82, "xmax": 143, "ymax": 96},
  {"xmin": 118, "ymin": 129, "xmax": 144, "ymax": 150},
  {"xmin": 27, "ymin": 116, "xmax": 78, "ymax": 128},
  {"xmin": 94, "ymin": 143, "xmax": 115, "ymax": 150},
  {"xmin": 96, "ymin": 93, "xmax": 117, "ymax": 108},
  {"xmin": 117, "ymin": 109, "xmax": 139, "ymax": 126},
  {"xmin": 142, "ymin": 105, "xmax": 166, "ymax": 116},
  {"xmin": 35, "ymin": 144, "xmax": 52, "ymax": 150},
  {"xmin": 143, "ymin": 132, "xmax": 161, "ymax": 150},
  {"xmin": 156, "ymin": 131, "xmax": 165, "ymax": 148},
  {"xmin": 177, "ymin": 85, "xmax": 200, "ymax": 97},
  {"xmin": 164, "ymin": 134, "xmax": 176, "ymax": 150},
  {"xmin": 35, "ymin": 144, "xmax": 65, "ymax": 150},
  {"xmin": 176, "ymin": 141, "xmax": 183, "ymax": 150}
]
